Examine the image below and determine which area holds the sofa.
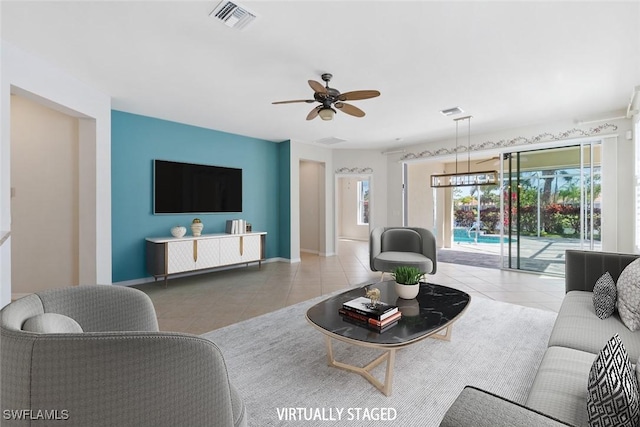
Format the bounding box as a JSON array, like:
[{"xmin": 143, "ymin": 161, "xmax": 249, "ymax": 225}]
[
  {"xmin": 1, "ymin": 285, "xmax": 246, "ymax": 427},
  {"xmin": 440, "ymin": 249, "xmax": 640, "ymax": 427}
]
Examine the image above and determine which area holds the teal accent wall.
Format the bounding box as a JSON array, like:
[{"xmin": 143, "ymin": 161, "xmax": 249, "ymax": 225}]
[
  {"xmin": 111, "ymin": 110, "xmax": 285, "ymax": 282},
  {"xmin": 278, "ymin": 141, "xmax": 291, "ymax": 259}
]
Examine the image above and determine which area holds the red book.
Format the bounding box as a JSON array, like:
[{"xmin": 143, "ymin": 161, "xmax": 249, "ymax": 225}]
[{"xmin": 368, "ymin": 311, "xmax": 402, "ymax": 327}]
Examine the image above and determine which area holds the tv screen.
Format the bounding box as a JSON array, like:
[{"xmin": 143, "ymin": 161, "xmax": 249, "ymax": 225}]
[{"xmin": 154, "ymin": 160, "xmax": 242, "ymax": 214}]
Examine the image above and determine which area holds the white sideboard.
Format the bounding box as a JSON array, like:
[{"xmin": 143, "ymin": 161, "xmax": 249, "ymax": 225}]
[{"xmin": 146, "ymin": 232, "xmax": 266, "ymax": 285}]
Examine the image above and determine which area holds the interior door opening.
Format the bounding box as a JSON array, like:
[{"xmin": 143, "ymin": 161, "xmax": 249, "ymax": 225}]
[{"xmin": 336, "ymin": 175, "xmax": 371, "ymax": 244}]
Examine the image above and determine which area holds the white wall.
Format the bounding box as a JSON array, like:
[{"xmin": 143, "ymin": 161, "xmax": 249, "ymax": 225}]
[
  {"xmin": 11, "ymin": 95, "xmax": 80, "ymax": 293},
  {"xmin": 633, "ymin": 90, "xmax": 640, "ymax": 253},
  {"xmin": 388, "ymin": 117, "xmax": 635, "ymax": 254},
  {"xmin": 0, "ymin": 41, "xmax": 111, "ymax": 307},
  {"xmin": 333, "ymin": 149, "xmax": 389, "ymax": 229},
  {"xmin": 406, "ymin": 161, "xmax": 446, "ymax": 247}
]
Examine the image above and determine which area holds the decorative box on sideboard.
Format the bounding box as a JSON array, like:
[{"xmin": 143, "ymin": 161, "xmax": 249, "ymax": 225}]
[{"xmin": 145, "ymin": 232, "xmax": 266, "ymax": 286}]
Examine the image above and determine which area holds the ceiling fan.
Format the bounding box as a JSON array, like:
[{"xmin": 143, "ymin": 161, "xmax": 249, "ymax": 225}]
[{"xmin": 272, "ymin": 73, "xmax": 380, "ymax": 121}]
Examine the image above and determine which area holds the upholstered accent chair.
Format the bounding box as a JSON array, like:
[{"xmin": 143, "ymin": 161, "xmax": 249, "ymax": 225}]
[
  {"xmin": 1, "ymin": 285, "xmax": 246, "ymax": 427},
  {"xmin": 369, "ymin": 227, "xmax": 437, "ymax": 279}
]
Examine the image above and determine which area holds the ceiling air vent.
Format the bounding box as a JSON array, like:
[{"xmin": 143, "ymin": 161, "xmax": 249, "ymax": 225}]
[
  {"xmin": 209, "ymin": 1, "xmax": 257, "ymax": 31},
  {"xmin": 315, "ymin": 137, "xmax": 346, "ymax": 146},
  {"xmin": 440, "ymin": 106, "xmax": 464, "ymax": 117}
]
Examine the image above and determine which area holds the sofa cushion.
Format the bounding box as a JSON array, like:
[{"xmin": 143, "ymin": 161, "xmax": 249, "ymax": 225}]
[
  {"xmin": 548, "ymin": 291, "xmax": 640, "ymax": 362},
  {"xmin": 587, "ymin": 334, "xmax": 639, "ymax": 427},
  {"xmin": 593, "ymin": 272, "xmax": 617, "ymax": 319},
  {"xmin": 617, "ymin": 258, "xmax": 640, "ymax": 331},
  {"xmin": 441, "ymin": 386, "xmax": 573, "ymax": 427},
  {"xmin": 526, "ymin": 346, "xmax": 596, "ymax": 427},
  {"xmin": 23, "ymin": 313, "xmax": 83, "ymax": 333},
  {"xmin": 373, "ymin": 251, "xmax": 433, "ymax": 274}
]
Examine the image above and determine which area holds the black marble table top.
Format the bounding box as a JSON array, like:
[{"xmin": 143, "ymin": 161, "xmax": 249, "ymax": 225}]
[{"xmin": 306, "ymin": 281, "xmax": 471, "ymax": 346}]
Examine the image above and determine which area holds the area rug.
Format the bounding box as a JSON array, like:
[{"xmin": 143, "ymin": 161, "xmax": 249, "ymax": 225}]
[
  {"xmin": 437, "ymin": 248, "xmax": 502, "ymax": 269},
  {"xmin": 202, "ymin": 293, "xmax": 556, "ymax": 426}
]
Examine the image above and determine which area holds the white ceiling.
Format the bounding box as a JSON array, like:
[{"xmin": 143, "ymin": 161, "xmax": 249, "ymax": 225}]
[{"xmin": 2, "ymin": 1, "xmax": 639, "ymax": 150}]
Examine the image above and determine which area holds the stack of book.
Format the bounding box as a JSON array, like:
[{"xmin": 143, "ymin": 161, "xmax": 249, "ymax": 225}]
[
  {"xmin": 225, "ymin": 219, "xmax": 247, "ymax": 234},
  {"xmin": 339, "ymin": 297, "xmax": 401, "ymax": 333}
]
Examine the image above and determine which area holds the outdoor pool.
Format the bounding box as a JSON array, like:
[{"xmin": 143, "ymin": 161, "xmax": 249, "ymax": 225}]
[{"xmin": 453, "ymin": 227, "xmax": 512, "ymax": 244}]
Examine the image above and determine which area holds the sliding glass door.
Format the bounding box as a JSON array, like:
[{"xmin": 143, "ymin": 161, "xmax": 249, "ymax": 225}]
[{"xmin": 502, "ymin": 143, "xmax": 602, "ymax": 274}]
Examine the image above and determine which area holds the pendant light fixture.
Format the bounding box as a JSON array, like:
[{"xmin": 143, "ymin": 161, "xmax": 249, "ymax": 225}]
[{"xmin": 430, "ymin": 116, "xmax": 498, "ymax": 188}]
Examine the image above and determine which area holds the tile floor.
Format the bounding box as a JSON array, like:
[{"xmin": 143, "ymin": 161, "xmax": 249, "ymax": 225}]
[{"xmin": 133, "ymin": 239, "xmax": 565, "ymax": 335}]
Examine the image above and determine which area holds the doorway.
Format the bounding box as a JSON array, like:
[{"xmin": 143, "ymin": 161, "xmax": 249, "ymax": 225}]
[
  {"xmin": 299, "ymin": 160, "xmax": 326, "ymax": 255},
  {"xmin": 11, "ymin": 95, "xmax": 81, "ymax": 294},
  {"xmin": 336, "ymin": 175, "xmax": 371, "ymax": 243},
  {"xmin": 503, "ymin": 143, "xmax": 602, "ymax": 274}
]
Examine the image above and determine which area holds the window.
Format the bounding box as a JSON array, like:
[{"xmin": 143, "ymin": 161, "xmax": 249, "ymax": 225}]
[
  {"xmin": 635, "ymin": 121, "xmax": 640, "ymax": 252},
  {"xmin": 357, "ymin": 180, "xmax": 369, "ymax": 225}
]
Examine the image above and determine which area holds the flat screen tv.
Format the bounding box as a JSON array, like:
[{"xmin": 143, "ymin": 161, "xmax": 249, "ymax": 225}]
[{"xmin": 154, "ymin": 160, "xmax": 242, "ymax": 214}]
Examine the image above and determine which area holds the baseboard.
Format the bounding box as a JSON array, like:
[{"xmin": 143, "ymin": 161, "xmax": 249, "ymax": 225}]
[
  {"xmin": 113, "ymin": 277, "xmax": 157, "ymax": 287},
  {"xmin": 265, "ymin": 257, "xmax": 296, "ymax": 264},
  {"xmin": 319, "ymin": 251, "xmax": 336, "ymax": 257},
  {"xmin": 301, "ymin": 249, "xmax": 336, "ymax": 257},
  {"xmin": 338, "ymin": 237, "xmax": 368, "ymax": 242}
]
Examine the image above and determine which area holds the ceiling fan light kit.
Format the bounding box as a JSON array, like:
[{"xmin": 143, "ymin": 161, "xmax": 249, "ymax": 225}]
[
  {"xmin": 430, "ymin": 115, "xmax": 499, "ymax": 188},
  {"xmin": 272, "ymin": 73, "xmax": 380, "ymax": 121},
  {"xmin": 318, "ymin": 107, "xmax": 336, "ymax": 121}
]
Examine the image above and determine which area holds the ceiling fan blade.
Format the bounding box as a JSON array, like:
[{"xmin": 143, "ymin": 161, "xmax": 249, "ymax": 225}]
[
  {"xmin": 308, "ymin": 80, "xmax": 327, "ymax": 94},
  {"xmin": 306, "ymin": 106, "xmax": 321, "ymax": 120},
  {"xmin": 335, "ymin": 102, "xmax": 365, "ymax": 118},
  {"xmin": 272, "ymin": 99, "xmax": 316, "ymax": 104},
  {"xmin": 338, "ymin": 90, "xmax": 381, "ymax": 101}
]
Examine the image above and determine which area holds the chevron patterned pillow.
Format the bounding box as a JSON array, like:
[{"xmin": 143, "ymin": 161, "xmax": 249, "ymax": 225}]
[
  {"xmin": 593, "ymin": 272, "xmax": 617, "ymax": 319},
  {"xmin": 587, "ymin": 334, "xmax": 640, "ymax": 427}
]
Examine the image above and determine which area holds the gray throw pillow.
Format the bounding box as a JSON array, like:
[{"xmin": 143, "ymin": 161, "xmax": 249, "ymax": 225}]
[
  {"xmin": 593, "ymin": 272, "xmax": 617, "ymax": 319},
  {"xmin": 617, "ymin": 258, "xmax": 640, "ymax": 331},
  {"xmin": 587, "ymin": 334, "xmax": 640, "ymax": 427},
  {"xmin": 23, "ymin": 313, "xmax": 83, "ymax": 333}
]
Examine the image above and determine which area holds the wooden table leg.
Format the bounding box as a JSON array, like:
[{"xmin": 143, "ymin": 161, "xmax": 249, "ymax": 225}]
[{"xmin": 323, "ymin": 336, "xmax": 397, "ymax": 396}]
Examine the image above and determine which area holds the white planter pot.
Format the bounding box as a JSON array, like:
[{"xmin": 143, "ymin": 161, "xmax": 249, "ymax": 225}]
[
  {"xmin": 171, "ymin": 226, "xmax": 187, "ymax": 238},
  {"xmin": 395, "ymin": 281, "xmax": 420, "ymax": 299}
]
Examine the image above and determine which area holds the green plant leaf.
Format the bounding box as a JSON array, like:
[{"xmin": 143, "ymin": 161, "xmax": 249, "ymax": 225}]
[{"xmin": 391, "ymin": 266, "xmax": 424, "ymax": 285}]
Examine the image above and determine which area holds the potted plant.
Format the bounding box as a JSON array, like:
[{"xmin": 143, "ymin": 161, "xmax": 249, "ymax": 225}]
[{"xmin": 392, "ymin": 266, "xmax": 424, "ymax": 299}]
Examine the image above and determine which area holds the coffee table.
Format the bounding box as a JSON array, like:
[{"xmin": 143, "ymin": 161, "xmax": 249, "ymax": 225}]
[{"xmin": 306, "ymin": 280, "xmax": 470, "ymax": 396}]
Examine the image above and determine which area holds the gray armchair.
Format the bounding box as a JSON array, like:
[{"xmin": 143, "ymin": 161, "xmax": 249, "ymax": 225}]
[
  {"xmin": 1, "ymin": 285, "xmax": 246, "ymax": 427},
  {"xmin": 369, "ymin": 226, "xmax": 437, "ymax": 278}
]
